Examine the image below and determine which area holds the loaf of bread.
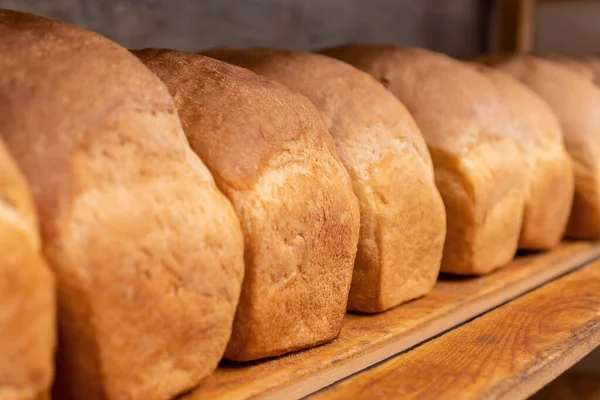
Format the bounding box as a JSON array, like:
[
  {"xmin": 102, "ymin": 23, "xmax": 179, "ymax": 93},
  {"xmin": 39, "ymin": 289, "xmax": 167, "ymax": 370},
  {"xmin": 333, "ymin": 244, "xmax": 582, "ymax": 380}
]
[
  {"xmin": 479, "ymin": 55, "xmax": 600, "ymax": 239},
  {"xmin": 582, "ymin": 56, "xmax": 600, "ymax": 85},
  {"xmin": 473, "ymin": 53, "xmax": 596, "ymax": 82},
  {"xmin": 134, "ymin": 49, "xmax": 360, "ymax": 360},
  {"xmin": 203, "ymin": 48, "xmax": 446, "ymax": 312},
  {"xmin": 0, "ymin": 138, "xmax": 55, "ymax": 400},
  {"xmin": 543, "ymin": 54, "xmax": 596, "ymax": 82},
  {"xmin": 323, "ymin": 45, "xmax": 526, "ymax": 275},
  {"xmin": 0, "ymin": 10, "xmax": 245, "ymax": 399},
  {"xmin": 469, "ymin": 64, "xmax": 574, "ymax": 249}
]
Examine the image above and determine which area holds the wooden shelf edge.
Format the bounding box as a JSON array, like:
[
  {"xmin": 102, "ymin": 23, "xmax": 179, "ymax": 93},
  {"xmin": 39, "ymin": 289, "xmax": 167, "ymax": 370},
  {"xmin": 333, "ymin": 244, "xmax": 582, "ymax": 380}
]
[
  {"xmin": 185, "ymin": 242, "xmax": 600, "ymax": 400},
  {"xmin": 266, "ymin": 244, "xmax": 600, "ymax": 400},
  {"xmin": 502, "ymin": 328, "xmax": 600, "ymax": 400},
  {"xmin": 313, "ymin": 259, "xmax": 600, "ymax": 400}
]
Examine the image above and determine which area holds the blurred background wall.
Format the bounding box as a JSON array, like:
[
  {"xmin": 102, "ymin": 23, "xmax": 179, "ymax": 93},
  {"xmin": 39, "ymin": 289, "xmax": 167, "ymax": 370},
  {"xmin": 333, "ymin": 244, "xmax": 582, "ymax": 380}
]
[
  {"xmin": 0, "ymin": 0, "xmax": 488, "ymax": 57},
  {"xmin": 536, "ymin": 1, "xmax": 600, "ymax": 56},
  {"xmin": 2, "ymin": 1, "xmax": 600, "ymax": 61}
]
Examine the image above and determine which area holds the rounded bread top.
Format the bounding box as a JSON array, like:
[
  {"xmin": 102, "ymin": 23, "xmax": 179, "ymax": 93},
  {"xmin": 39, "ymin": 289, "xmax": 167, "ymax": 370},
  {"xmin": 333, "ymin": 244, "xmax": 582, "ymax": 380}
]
[
  {"xmin": 321, "ymin": 44, "xmax": 514, "ymax": 157},
  {"xmin": 135, "ymin": 48, "xmax": 338, "ymax": 191},
  {"xmin": 203, "ymin": 48, "xmax": 433, "ymax": 173},
  {"xmin": 582, "ymin": 56, "xmax": 600, "ymax": 85},
  {"xmin": 0, "ymin": 10, "xmax": 192, "ymax": 231},
  {"xmin": 0, "ymin": 9, "xmax": 182, "ymax": 153},
  {"xmin": 488, "ymin": 55, "xmax": 600, "ymax": 160},
  {"xmin": 469, "ymin": 63, "xmax": 563, "ymax": 151},
  {"xmin": 542, "ymin": 54, "xmax": 595, "ymax": 82}
]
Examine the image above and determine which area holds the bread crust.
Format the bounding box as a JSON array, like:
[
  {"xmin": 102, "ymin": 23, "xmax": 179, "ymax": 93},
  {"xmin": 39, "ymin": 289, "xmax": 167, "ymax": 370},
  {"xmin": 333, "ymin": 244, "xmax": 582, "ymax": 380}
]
[
  {"xmin": 543, "ymin": 54, "xmax": 596, "ymax": 82},
  {"xmin": 203, "ymin": 48, "xmax": 445, "ymax": 312},
  {"xmin": 134, "ymin": 49, "xmax": 360, "ymax": 360},
  {"xmin": 469, "ymin": 64, "xmax": 574, "ymax": 249},
  {"xmin": 0, "ymin": 138, "xmax": 55, "ymax": 400},
  {"xmin": 0, "ymin": 10, "xmax": 245, "ymax": 399},
  {"xmin": 582, "ymin": 57, "xmax": 600, "ymax": 86},
  {"xmin": 480, "ymin": 55, "xmax": 600, "ymax": 239},
  {"xmin": 323, "ymin": 45, "xmax": 526, "ymax": 275}
]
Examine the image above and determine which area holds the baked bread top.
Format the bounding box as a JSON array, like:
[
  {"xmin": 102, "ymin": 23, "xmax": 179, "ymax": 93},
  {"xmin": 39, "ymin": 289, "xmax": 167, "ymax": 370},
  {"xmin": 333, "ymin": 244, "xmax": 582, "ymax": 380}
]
[
  {"xmin": 203, "ymin": 48, "xmax": 433, "ymax": 171},
  {"xmin": 136, "ymin": 49, "xmax": 341, "ymax": 192},
  {"xmin": 486, "ymin": 56, "xmax": 600, "ymax": 172},
  {"xmin": 0, "ymin": 9, "xmax": 189, "ymax": 227},
  {"xmin": 468, "ymin": 64, "xmax": 564, "ymax": 152},
  {"xmin": 543, "ymin": 54, "xmax": 596, "ymax": 81},
  {"xmin": 583, "ymin": 56, "xmax": 600, "ymax": 85},
  {"xmin": 321, "ymin": 45, "xmax": 520, "ymax": 157}
]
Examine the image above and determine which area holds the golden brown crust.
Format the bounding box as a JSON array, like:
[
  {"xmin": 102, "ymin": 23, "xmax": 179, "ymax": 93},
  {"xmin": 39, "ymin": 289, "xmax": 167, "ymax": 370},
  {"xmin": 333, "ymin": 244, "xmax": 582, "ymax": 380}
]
[
  {"xmin": 323, "ymin": 45, "xmax": 526, "ymax": 275},
  {"xmin": 543, "ymin": 54, "xmax": 596, "ymax": 82},
  {"xmin": 582, "ymin": 56, "xmax": 600, "ymax": 86},
  {"xmin": 468, "ymin": 64, "xmax": 574, "ymax": 249},
  {"xmin": 204, "ymin": 47, "xmax": 446, "ymax": 312},
  {"xmin": 0, "ymin": 9, "xmax": 245, "ymax": 399},
  {"xmin": 135, "ymin": 48, "xmax": 360, "ymax": 360},
  {"xmin": 0, "ymin": 138, "xmax": 55, "ymax": 400},
  {"xmin": 474, "ymin": 53, "xmax": 597, "ymax": 82},
  {"xmin": 479, "ymin": 54, "xmax": 600, "ymax": 239},
  {"xmin": 135, "ymin": 48, "xmax": 327, "ymax": 192}
]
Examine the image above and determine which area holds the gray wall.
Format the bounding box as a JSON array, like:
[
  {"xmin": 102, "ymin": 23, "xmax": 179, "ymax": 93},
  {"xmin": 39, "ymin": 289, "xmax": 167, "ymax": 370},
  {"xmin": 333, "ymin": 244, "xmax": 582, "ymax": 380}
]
[
  {"xmin": 536, "ymin": 2, "xmax": 600, "ymax": 56},
  {"xmin": 0, "ymin": 0, "xmax": 487, "ymax": 57}
]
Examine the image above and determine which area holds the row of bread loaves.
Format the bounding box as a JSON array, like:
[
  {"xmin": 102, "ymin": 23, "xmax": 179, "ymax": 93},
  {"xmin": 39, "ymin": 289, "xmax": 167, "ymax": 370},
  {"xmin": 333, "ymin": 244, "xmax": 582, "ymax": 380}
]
[
  {"xmin": 475, "ymin": 54, "xmax": 600, "ymax": 238},
  {"xmin": 1, "ymin": 8, "xmax": 597, "ymax": 400},
  {"xmin": 203, "ymin": 46, "xmax": 577, "ymax": 273},
  {"xmin": 0, "ymin": 9, "xmax": 359, "ymax": 400}
]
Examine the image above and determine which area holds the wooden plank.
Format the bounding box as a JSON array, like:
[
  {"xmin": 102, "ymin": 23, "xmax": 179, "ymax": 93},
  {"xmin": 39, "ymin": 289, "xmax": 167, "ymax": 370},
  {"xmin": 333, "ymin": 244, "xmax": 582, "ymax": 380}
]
[
  {"xmin": 494, "ymin": 0, "xmax": 518, "ymax": 52},
  {"xmin": 516, "ymin": 0, "xmax": 535, "ymax": 52},
  {"xmin": 494, "ymin": 0, "xmax": 536, "ymax": 53},
  {"xmin": 313, "ymin": 259, "xmax": 600, "ymax": 400},
  {"xmin": 182, "ymin": 242, "xmax": 600, "ymax": 400}
]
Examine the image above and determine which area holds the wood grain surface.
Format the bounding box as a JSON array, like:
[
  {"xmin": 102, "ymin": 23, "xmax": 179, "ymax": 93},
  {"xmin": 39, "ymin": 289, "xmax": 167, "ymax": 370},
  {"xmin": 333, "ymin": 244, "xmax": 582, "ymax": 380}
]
[
  {"xmin": 313, "ymin": 258, "xmax": 600, "ymax": 400},
  {"xmin": 183, "ymin": 242, "xmax": 600, "ymax": 400}
]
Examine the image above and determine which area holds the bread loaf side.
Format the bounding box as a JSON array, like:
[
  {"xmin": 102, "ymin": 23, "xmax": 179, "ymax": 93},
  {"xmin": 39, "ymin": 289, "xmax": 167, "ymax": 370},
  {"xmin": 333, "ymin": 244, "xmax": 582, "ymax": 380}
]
[
  {"xmin": 0, "ymin": 10, "xmax": 245, "ymax": 399},
  {"xmin": 469, "ymin": 64, "xmax": 574, "ymax": 249},
  {"xmin": 543, "ymin": 54, "xmax": 596, "ymax": 82},
  {"xmin": 481, "ymin": 55, "xmax": 600, "ymax": 239},
  {"xmin": 582, "ymin": 57, "xmax": 600, "ymax": 86},
  {"xmin": 135, "ymin": 49, "xmax": 360, "ymax": 361},
  {"xmin": 0, "ymin": 138, "xmax": 55, "ymax": 400}
]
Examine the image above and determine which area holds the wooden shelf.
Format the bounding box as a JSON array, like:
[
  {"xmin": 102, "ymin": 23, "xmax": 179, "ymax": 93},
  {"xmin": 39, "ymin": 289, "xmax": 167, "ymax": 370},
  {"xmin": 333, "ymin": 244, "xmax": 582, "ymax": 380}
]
[
  {"xmin": 313, "ymin": 258, "xmax": 600, "ymax": 400},
  {"xmin": 183, "ymin": 242, "xmax": 600, "ymax": 400}
]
